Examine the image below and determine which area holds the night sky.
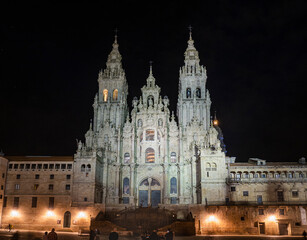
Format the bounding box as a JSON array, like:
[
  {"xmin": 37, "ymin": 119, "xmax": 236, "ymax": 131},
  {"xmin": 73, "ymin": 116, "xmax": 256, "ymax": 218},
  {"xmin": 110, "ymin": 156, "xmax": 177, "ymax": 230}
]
[{"xmin": 1, "ymin": 1, "xmax": 306, "ymax": 162}]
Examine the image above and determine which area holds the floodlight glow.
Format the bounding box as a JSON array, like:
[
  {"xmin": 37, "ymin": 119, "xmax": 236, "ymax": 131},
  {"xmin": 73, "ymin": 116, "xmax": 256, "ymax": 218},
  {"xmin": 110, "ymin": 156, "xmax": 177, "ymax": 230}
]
[
  {"xmin": 10, "ymin": 210, "xmax": 19, "ymax": 217},
  {"xmin": 268, "ymin": 215, "xmax": 276, "ymax": 222},
  {"xmin": 207, "ymin": 215, "xmax": 218, "ymax": 222},
  {"xmin": 77, "ymin": 211, "xmax": 86, "ymax": 218},
  {"xmin": 46, "ymin": 210, "xmax": 55, "ymax": 217}
]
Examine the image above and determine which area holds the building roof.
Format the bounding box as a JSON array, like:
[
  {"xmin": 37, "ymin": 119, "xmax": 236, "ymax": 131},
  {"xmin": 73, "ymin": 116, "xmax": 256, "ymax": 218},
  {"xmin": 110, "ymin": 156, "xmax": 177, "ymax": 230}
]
[
  {"xmin": 4, "ymin": 156, "xmax": 74, "ymax": 162},
  {"xmin": 230, "ymin": 162, "xmax": 306, "ymax": 167}
]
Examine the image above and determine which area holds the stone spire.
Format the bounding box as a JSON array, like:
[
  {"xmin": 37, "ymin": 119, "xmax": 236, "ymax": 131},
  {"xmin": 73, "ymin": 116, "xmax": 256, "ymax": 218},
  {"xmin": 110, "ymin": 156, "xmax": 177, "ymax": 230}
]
[
  {"xmin": 184, "ymin": 27, "xmax": 200, "ymax": 70},
  {"xmin": 146, "ymin": 61, "xmax": 156, "ymax": 87},
  {"xmin": 104, "ymin": 33, "xmax": 124, "ymax": 77}
]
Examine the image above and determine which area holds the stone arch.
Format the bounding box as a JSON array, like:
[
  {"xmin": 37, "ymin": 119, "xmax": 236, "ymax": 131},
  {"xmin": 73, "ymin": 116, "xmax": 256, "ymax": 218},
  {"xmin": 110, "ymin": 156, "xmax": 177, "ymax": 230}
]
[{"xmin": 103, "ymin": 89, "xmax": 108, "ymax": 102}]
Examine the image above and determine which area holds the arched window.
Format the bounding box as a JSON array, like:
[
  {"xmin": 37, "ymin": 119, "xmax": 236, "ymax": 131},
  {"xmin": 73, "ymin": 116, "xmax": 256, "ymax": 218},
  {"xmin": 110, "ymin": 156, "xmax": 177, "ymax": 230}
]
[
  {"xmin": 212, "ymin": 163, "xmax": 217, "ymax": 171},
  {"xmin": 196, "ymin": 88, "xmax": 201, "ymax": 98},
  {"xmin": 146, "ymin": 129, "xmax": 155, "ymax": 141},
  {"xmin": 146, "ymin": 148, "xmax": 155, "ymax": 163},
  {"xmin": 206, "ymin": 162, "xmax": 211, "ymax": 171},
  {"xmin": 81, "ymin": 164, "xmax": 85, "ymax": 172},
  {"xmin": 186, "ymin": 88, "xmax": 191, "ymax": 98},
  {"xmin": 171, "ymin": 152, "xmax": 176, "ymax": 163},
  {"xmin": 170, "ymin": 177, "xmax": 177, "ymax": 194},
  {"xmin": 124, "ymin": 153, "xmax": 130, "ymax": 164},
  {"xmin": 275, "ymin": 173, "xmax": 280, "ymax": 178},
  {"xmin": 123, "ymin": 178, "xmax": 130, "ymax": 194},
  {"xmin": 113, "ymin": 89, "xmax": 118, "ymax": 101},
  {"xmin": 86, "ymin": 164, "xmax": 91, "ymax": 172},
  {"xmin": 103, "ymin": 89, "xmax": 108, "ymax": 102}
]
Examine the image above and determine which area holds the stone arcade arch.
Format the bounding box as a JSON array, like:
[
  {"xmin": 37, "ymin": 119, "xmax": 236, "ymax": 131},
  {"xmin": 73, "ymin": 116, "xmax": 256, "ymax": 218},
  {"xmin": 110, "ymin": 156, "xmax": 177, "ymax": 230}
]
[{"xmin": 138, "ymin": 178, "xmax": 162, "ymax": 207}]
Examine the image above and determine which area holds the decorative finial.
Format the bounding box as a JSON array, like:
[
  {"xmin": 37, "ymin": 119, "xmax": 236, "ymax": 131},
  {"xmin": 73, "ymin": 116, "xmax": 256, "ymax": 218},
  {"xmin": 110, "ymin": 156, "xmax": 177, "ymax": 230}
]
[
  {"xmin": 188, "ymin": 25, "xmax": 193, "ymax": 40},
  {"xmin": 114, "ymin": 28, "xmax": 118, "ymax": 43},
  {"xmin": 149, "ymin": 61, "xmax": 153, "ymax": 75}
]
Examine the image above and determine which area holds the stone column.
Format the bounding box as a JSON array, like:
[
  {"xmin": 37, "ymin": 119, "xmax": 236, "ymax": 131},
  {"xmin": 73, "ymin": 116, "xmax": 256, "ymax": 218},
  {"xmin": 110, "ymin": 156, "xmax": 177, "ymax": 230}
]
[
  {"xmin": 148, "ymin": 178, "xmax": 152, "ymax": 206},
  {"xmin": 129, "ymin": 163, "xmax": 135, "ymax": 204}
]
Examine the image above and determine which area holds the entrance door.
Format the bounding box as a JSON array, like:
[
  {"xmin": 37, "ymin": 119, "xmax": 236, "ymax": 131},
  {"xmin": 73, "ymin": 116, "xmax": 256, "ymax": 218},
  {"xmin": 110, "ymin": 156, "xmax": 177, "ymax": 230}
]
[
  {"xmin": 63, "ymin": 211, "xmax": 71, "ymax": 228},
  {"xmin": 138, "ymin": 178, "xmax": 161, "ymax": 207},
  {"xmin": 151, "ymin": 190, "xmax": 161, "ymax": 207},
  {"xmin": 259, "ymin": 222, "xmax": 265, "ymax": 234},
  {"xmin": 139, "ymin": 190, "xmax": 148, "ymax": 207},
  {"xmin": 279, "ymin": 223, "xmax": 288, "ymax": 235}
]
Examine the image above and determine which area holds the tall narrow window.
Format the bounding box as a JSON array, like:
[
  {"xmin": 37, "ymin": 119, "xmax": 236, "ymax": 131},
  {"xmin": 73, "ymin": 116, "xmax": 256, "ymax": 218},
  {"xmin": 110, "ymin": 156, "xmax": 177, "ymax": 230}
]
[
  {"xmin": 170, "ymin": 177, "xmax": 177, "ymax": 194},
  {"xmin": 103, "ymin": 89, "xmax": 108, "ymax": 102},
  {"xmin": 277, "ymin": 191, "xmax": 284, "ymax": 202},
  {"xmin": 146, "ymin": 129, "xmax": 155, "ymax": 141},
  {"xmin": 3, "ymin": 197, "xmax": 7, "ymax": 207},
  {"xmin": 32, "ymin": 197, "xmax": 37, "ymax": 208},
  {"xmin": 196, "ymin": 88, "xmax": 201, "ymax": 98},
  {"xmin": 113, "ymin": 89, "xmax": 118, "ymax": 101},
  {"xmin": 171, "ymin": 152, "xmax": 176, "ymax": 163},
  {"xmin": 13, "ymin": 197, "xmax": 19, "ymax": 208},
  {"xmin": 49, "ymin": 197, "xmax": 54, "ymax": 209},
  {"xmin": 186, "ymin": 88, "xmax": 191, "ymax": 98},
  {"xmin": 145, "ymin": 148, "xmax": 155, "ymax": 163},
  {"xmin": 124, "ymin": 153, "xmax": 130, "ymax": 164},
  {"xmin": 123, "ymin": 178, "xmax": 130, "ymax": 194}
]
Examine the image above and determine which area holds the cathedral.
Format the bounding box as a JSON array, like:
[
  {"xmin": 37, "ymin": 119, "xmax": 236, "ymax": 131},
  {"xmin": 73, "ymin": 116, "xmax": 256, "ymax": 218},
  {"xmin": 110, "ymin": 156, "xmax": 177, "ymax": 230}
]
[
  {"xmin": 1, "ymin": 32, "xmax": 307, "ymax": 235},
  {"xmin": 73, "ymin": 32, "xmax": 228, "ymax": 208}
]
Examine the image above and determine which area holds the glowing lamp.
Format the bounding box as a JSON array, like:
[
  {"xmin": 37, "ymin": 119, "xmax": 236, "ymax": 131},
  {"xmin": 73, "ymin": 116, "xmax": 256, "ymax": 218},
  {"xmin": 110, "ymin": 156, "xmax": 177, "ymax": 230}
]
[
  {"xmin": 77, "ymin": 211, "xmax": 86, "ymax": 218},
  {"xmin": 11, "ymin": 210, "xmax": 19, "ymax": 217},
  {"xmin": 46, "ymin": 210, "xmax": 55, "ymax": 217},
  {"xmin": 268, "ymin": 215, "xmax": 276, "ymax": 222},
  {"xmin": 207, "ymin": 215, "xmax": 218, "ymax": 223},
  {"xmin": 213, "ymin": 120, "xmax": 218, "ymax": 126}
]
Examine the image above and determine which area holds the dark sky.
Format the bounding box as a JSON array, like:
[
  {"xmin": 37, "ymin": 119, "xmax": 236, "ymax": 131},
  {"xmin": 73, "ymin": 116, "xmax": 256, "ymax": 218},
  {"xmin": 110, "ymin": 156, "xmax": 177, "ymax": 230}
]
[{"xmin": 1, "ymin": 1, "xmax": 306, "ymax": 162}]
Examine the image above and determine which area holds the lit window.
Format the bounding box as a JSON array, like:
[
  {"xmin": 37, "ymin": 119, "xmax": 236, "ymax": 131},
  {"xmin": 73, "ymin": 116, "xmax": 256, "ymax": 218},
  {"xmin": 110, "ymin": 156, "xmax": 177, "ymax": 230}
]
[
  {"xmin": 124, "ymin": 153, "xmax": 130, "ymax": 164},
  {"xmin": 146, "ymin": 129, "xmax": 155, "ymax": 141},
  {"xmin": 113, "ymin": 89, "xmax": 118, "ymax": 101},
  {"xmin": 103, "ymin": 89, "xmax": 108, "ymax": 102},
  {"xmin": 145, "ymin": 148, "xmax": 155, "ymax": 163}
]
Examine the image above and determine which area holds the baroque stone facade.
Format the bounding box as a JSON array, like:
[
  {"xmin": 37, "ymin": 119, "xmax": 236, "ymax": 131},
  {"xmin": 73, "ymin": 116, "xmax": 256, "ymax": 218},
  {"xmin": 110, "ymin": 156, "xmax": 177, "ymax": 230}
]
[{"xmin": 0, "ymin": 33, "xmax": 306, "ymax": 235}]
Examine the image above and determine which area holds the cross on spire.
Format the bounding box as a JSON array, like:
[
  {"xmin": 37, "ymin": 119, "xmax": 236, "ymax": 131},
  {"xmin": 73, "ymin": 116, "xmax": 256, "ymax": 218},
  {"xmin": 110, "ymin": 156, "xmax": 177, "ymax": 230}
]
[
  {"xmin": 149, "ymin": 61, "xmax": 153, "ymax": 75},
  {"xmin": 114, "ymin": 28, "xmax": 118, "ymax": 43},
  {"xmin": 188, "ymin": 25, "xmax": 193, "ymax": 39}
]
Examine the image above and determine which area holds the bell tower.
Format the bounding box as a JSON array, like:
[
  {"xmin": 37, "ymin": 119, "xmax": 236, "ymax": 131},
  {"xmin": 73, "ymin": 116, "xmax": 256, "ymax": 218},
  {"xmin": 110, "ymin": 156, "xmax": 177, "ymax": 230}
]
[
  {"xmin": 93, "ymin": 34, "xmax": 128, "ymax": 131},
  {"xmin": 177, "ymin": 29, "xmax": 211, "ymax": 130}
]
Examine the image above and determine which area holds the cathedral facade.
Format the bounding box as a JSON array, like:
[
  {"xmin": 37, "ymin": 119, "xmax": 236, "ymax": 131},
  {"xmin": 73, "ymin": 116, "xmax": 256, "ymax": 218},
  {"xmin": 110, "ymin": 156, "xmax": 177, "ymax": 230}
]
[
  {"xmin": 73, "ymin": 33, "xmax": 227, "ymax": 208},
  {"xmin": 0, "ymin": 33, "xmax": 307, "ymax": 235}
]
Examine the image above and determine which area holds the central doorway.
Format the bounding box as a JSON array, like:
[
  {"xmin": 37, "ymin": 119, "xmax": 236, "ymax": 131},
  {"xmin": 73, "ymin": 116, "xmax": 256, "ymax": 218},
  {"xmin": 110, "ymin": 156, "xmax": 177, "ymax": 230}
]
[
  {"xmin": 63, "ymin": 211, "xmax": 71, "ymax": 228},
  {"xmin": 138, "ymin": 178, "xmax": 161, "ymax": 207}
]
